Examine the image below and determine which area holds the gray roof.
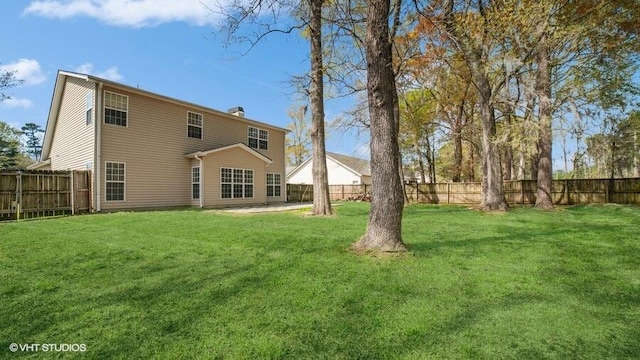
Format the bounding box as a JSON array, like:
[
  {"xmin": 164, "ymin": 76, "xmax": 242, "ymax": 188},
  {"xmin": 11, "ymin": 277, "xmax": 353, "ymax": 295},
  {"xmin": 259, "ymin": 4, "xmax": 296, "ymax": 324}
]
[{"xmin": 327, "ymin": 152, "xmax": 371, "ymax": 176}]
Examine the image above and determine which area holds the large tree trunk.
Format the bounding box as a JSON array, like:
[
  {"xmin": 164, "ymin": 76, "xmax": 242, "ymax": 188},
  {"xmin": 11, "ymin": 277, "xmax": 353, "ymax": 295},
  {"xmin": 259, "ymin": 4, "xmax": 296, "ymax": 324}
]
[
  {"xmin": 309, "ymin": 0, "xmax": 332, "ymax": 215},
  {"xmin": 472, "ymin": 68, "xmax": 508, "ymax": 210},
  {"xmin": 535, "ymin": 34, "xmax": 553, "ymax": 209},
  {"xmin": 478, "ymin": 91, "xmax": 508, "ymax": 210},
  {"xmin": 353, "ymin": 0, "xmax": 406, "ymax": 252},
  {"xmin": 443, "ymin": 0, "xmax": 507, "ymax": 210}
]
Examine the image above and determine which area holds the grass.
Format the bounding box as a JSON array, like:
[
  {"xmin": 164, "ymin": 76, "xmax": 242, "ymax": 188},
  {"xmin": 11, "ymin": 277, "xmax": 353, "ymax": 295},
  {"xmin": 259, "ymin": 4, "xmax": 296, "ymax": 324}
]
[{"xmin": 1, "ymin": 203, "xmax": 639, "ymax": 359}]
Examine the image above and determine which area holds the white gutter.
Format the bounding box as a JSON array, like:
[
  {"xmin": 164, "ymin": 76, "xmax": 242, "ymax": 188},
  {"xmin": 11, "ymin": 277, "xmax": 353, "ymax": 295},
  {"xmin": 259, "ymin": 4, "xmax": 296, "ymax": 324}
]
[
  {"xmin": 194, "ymin": 153, "xmax": 204, "ymax": 208},
  {"xmin": 95, "ymin": 82, "xmax": 103, "ymax": 212}
]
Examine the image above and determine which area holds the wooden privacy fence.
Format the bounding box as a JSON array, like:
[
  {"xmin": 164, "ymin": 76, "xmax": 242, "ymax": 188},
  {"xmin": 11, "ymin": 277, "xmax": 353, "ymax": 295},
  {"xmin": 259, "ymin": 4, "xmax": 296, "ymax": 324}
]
[
  {"xmin": 0, "ymin": 170, "xmax": 92, "ymax": 221},
  {"xmin": 287, "ymin": 178, "xmax": 640, "ymax": 206},
  {"xmin": 286, "ymin": 184, "xmax": 314, "ymax": 203},
  {"xmin": 287, "ymin": 184, "xmax": 373, "ymax": 202}
]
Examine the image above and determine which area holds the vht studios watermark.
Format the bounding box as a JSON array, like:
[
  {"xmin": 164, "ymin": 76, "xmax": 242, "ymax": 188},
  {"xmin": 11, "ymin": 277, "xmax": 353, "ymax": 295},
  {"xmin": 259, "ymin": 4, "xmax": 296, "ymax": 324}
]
[{"xmin": 9, "ymin": 343, "xmax": 87, "ymax": 353}]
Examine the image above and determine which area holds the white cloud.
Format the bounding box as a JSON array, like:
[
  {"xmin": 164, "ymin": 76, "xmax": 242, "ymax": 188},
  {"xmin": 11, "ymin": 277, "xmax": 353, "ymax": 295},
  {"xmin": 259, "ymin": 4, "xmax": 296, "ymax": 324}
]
[
  {"xmin": 99, "ymin": 66, "xmax": 124, "ymax": 81},
  {"xmin": 0, "ymin": 59, "xmax": 46, "ymax": 86},
  {"xmin": 24, "ymin": 0, "xmax": 221, "ymax": 28},
  {"xmin": 1, "ymin": 97, "xmax": 33, "ymax": 109},
  {"xmin": 74, "ymin": 63, "xmax": 93, "ymax": 74},
  {"xmin": 75, "ymin": 63, "xmax": 123, "ymax": 81}
]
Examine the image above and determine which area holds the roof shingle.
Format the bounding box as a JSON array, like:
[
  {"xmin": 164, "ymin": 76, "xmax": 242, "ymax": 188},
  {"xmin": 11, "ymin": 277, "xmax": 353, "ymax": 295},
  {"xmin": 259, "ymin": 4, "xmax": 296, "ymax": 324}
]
[{"xmin": 327, "ymin": 152, "xmax": 370, "ymax": 176}]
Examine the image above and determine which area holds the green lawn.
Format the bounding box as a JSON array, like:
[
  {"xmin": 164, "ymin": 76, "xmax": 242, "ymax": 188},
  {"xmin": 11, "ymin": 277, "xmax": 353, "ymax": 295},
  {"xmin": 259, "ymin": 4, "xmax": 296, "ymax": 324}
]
[{"xmin": 1, "ymin": 203, "xmax": 639, "ymax": 359}]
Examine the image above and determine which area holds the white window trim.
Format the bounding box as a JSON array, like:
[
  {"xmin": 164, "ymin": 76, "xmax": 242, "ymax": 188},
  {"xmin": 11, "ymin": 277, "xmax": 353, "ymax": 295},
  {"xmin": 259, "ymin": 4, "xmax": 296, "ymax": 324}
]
[
  {"xmin": 104, "ymin": 91, "xmax": 129, "ymax": 127},
  {"xmin": 86, "ymin": 92, "xmax": 93, "ymax": 126},
  {"xmin": 192, "ymin": 166, "xmax": 201, "ymax": 200},
  {"xmin": 187, "ymin": 111, "xmax": 203, "ymax": 140},
  {"xmin": 267, "ymin": 173, "xmax": 282, "ymax": 197},
  {"xmin": 248, "ymin": 126, "xmax": 268, "ymax": 150},
  {"xmin": 220, "ymin": 167, "xmax": 254, "ymax": 199},
  {"xmin": 105, "ymin": 161, "xmax": 126, "ymax": 202}
]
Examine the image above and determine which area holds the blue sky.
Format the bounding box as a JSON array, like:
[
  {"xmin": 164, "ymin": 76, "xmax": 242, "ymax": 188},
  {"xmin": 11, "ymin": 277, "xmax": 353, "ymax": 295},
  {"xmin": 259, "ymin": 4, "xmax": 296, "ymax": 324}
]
[
  {"xmin": 0, "ymin": 0, "xmax": 368, "ymax": 158},
  {"xmin": 5, "ymin": 1, "xmax": 635, "ymax": 173}
]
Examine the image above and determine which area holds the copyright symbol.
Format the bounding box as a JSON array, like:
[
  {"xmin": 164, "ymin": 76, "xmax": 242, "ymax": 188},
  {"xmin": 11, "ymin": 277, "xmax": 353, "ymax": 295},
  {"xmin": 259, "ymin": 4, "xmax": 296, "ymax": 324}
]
[{"xmin": 9, "ymin": 343, "xmax": 18, "ymax": 352}]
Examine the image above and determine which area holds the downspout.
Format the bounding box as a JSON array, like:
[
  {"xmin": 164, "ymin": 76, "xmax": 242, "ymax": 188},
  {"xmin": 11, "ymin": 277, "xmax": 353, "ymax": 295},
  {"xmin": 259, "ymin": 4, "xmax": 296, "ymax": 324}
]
[
  {"xmin": 95, "ymin": 82, "xmax": 103, "ymax": 212},
  {"xmin": 194, "ymin": 153, "xmax": 204, "ymax": 208}
]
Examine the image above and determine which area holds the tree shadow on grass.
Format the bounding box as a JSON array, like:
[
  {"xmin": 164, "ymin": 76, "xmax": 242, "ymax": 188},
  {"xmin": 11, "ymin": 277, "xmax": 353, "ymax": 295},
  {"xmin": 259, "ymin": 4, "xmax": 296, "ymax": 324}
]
[
  {"xmin": 4, "ymin": 205, "xmax": 639, "ymax": 359},
  {"xmin": 402, "ymin": 222, "xmax": 640, "ymax": 358},
  {"xmin": 84, "ymin": 260, "xmax": 280, "ymax": 359},
  {"xmin": 3, "ymin": 251, "xmax": 284, "ymax": 359}
]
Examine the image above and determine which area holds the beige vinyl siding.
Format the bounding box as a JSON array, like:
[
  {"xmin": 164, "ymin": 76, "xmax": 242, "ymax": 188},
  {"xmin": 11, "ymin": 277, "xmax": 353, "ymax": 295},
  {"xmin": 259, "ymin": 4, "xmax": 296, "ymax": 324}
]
[
  {"xmin": 48, "ymin": 77, "xmax": 95, "ymax": 171},
  {"xmin": 263, "ymin": 130, "xmax": 285, "ymax": 203},
  {"xmin": 100, "ymin": 87, "xmax": 189, "ymax": 210},
  {"xmin": 99, "ymin": 86, "xmax": 286, "ymax": 210},
  {"xmin": 201, "ymin": 147, "xmax": 268, "ymax": 207}
]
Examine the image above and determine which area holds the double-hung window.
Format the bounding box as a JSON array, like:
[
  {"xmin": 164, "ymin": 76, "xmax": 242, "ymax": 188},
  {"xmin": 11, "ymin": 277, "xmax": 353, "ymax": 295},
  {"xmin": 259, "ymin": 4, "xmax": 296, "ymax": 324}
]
[
  {"xmin": 244, "ymin": 170, "xmax": 254, "ymax": 198},
  {"xmin": 105, "ymin": 162, "xmax": 125, "ymax": 201},
  {"xmin": 267, "ymin": 173, "xmax": 281, "ymax": 197},
  {"xmin": 221, "ymin": 168, "xmax": 253, "ymax": 199},
  {"xmin": 187, "ymin": 112, "xmax": 203, "ymax": 139},
  {"xmin": 248, "ymin": 126, "xmax": 268, "ymax": 150},
  {"xmin": 192, "ymin": 167, "xmax": 200, "ymax": 200},
  {"xmin": 104, "ymin": 91, "xmax": 128, "ymax": 126},
  {"xmin": 86, "ymin": 92, "xmax": 93, "ymax": 125}
]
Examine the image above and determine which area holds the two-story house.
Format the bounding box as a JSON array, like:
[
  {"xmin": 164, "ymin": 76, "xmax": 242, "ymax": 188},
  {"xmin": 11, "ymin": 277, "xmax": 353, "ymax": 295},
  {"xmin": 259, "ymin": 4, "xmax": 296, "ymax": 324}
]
[{"xmin": 30, "ymin": 70, "xmax": 287, "ymax": 211}]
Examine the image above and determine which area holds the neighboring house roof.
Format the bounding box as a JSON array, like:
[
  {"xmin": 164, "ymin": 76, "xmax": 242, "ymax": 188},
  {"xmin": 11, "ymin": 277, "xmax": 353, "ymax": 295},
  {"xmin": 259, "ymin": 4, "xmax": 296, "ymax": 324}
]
[
  {"xmin": 285, "ymin": 166, "xmax": 297, "ymax": 176},
  {"xmin": 39, "ymin": 70, "xmax": 288, "ymax": 163},
  {"xmin": 326, "ymin": 152, "xmax": 371, "ymax": 177},
  {"xmin": 287, "ymin": 152, "xmax": 371, "ymax": 179},
  {"xmin": 26, "ymin": 158, "xmax": 51, "ymax": 170},
  {"xmin": 185, "ymin": 143, "xmax": 273, "ymax": 164}
]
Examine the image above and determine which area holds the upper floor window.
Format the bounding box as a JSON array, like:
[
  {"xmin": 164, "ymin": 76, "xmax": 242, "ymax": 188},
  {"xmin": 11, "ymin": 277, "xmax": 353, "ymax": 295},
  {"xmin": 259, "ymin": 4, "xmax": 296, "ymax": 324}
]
[
  {"xmin": 104, "ymin": 91, "xmax": 128, "ymax": 127},
  {"xmin": 187, "ymin": 112, "xmax": 203, "ymax": 139},
  {"xmin": 86, "ymin": 93, "xmax": 93, "ymax": 125},
  {"xmin": 248, "ymin": 126, "xmax": 268, "ymax": 150}
]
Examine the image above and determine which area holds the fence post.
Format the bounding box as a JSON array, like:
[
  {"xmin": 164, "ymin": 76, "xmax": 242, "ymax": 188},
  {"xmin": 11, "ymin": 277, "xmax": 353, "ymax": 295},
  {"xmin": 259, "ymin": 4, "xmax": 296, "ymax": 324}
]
[
  {"xmin": 341, "ymin": 184, "xmax": 344, "ymax": 200},
  {"xmin": 520, "ymin": 180, "xmax": 524, "ymax": 205},
  {"xmin": 70, "ymin": 171, "xmax": 75, "ymax": 215},
  {"xmin": 15, "ymin": 171, "xmax": 22, "ymax": 221},
  {"xmin": 447, "ymin": 183, "xmax": 451, "ymax": 204},
  {"xmin": 606, "ymin": 178, "xmax": 613, "ymax": 204}
]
